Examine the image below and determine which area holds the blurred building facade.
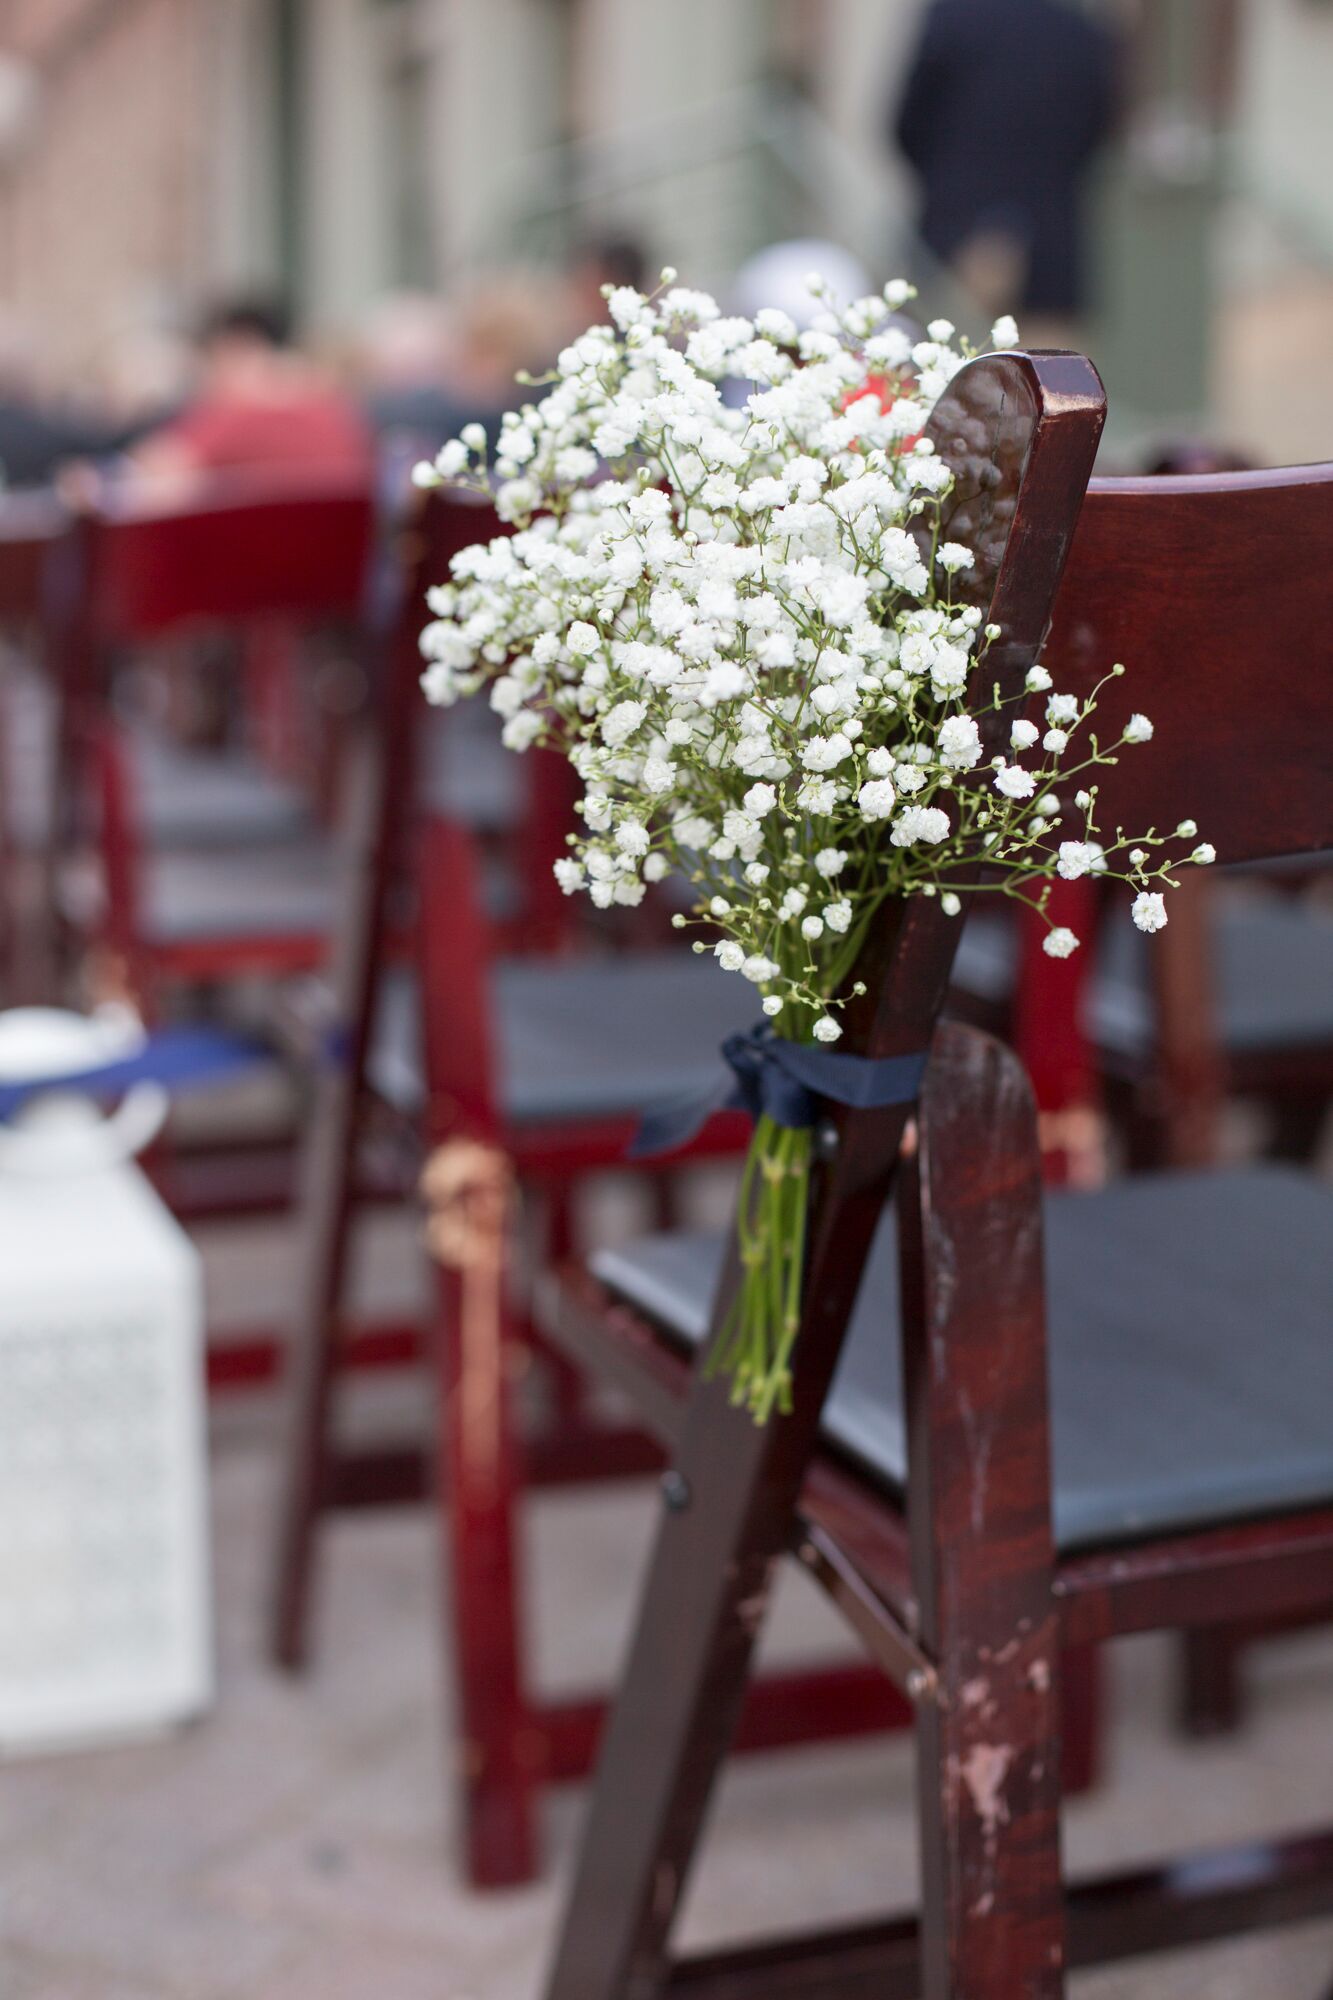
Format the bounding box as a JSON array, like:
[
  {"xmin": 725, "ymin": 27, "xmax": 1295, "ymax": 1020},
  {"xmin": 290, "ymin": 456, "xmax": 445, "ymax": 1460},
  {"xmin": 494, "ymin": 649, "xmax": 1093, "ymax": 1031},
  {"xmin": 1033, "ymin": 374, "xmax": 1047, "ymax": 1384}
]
[{"xmin": 1, "ymin": 0, "xmax": 1332, "ymax": 451}]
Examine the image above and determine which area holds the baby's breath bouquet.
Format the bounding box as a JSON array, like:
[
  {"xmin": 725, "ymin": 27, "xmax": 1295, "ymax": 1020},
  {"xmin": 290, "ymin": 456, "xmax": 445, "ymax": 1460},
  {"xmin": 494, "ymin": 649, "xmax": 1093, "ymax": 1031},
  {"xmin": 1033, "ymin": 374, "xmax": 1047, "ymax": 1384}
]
[{"xmin": 416, "ymin": 272, "xmax": 1212, "ymax": 1422}]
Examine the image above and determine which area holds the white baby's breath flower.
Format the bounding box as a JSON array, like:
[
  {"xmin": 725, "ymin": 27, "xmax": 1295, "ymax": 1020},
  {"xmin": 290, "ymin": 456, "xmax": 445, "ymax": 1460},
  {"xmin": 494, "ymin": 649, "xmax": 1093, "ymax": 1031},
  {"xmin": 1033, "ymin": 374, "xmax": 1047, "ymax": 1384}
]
[
  {"xmin": 941, "ymin": 892, "xmax": 962, "ymax": 916},
  {"xmin": 857, "ymin": 777, "xmax": 897, "ymax": 820},
  {"xmin": 990, "ymin": 315, "xmax": 1020, "ymax": 349},
  {"xmin": 937, "ymin": 715, "xmax": 982, "ymax": 769},
  {"xmin": 742, "ymin": 954, "xmax": 780, "ymax": 984},
  {"xmin": 994, "ymin": 763, "xmax": 1036, "ymax": 800},
  {"xmin": 1010, "ymin": 719, "xmax": 1039, "ymax": 750},
  {"xmin": 1132, "ymin": 892, "xmax": 1168, "ymax": 934},
  {"xmin": 1025, "ymin": 666, "xmax": 1053, "ymax": 693},
  {"xmin": 937, "ymin": 541, "xmax": 975, "ymax": 574},
  {"xmin": 1056, "ymin": 840, "xmax": 1105, "ymax": 881},
  {"xmin": 814, "ymin": 847, "xmax": 848, "ymax": 879},
  {"xmin": 892, "ymin": 805, "xmax": 950, "ymax": 846},
  {"xmin": 812, "ymin": 1016, "xmax": 843, "ymax": 1043},
  {"xmin": 1043, "ymin": 927, "xmax": 1080, "ymax": 959},
  {"xmin": 1193, "ymin": 842, "xmax": 1216, "ymax": 865},
  {"xmin": 601, "ymin": 699, "xmax": 646, "ymax": 745},
  {"xmin": 1124, "ymin": 713, "xmax": 1154, "ymax": 743}
]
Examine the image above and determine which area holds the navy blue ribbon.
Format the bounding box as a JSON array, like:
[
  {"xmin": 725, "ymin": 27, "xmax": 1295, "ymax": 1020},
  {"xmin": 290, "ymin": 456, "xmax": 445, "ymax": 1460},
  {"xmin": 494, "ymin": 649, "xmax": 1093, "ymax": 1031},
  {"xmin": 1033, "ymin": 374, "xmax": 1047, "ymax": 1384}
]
[
  {"xmin": 0, "ymin": 1025, "xmax": 274, "ymax": 1122},
  {"xmin": 631, "ymin": 1022, "xmax": 928, "ymax": 1158}
]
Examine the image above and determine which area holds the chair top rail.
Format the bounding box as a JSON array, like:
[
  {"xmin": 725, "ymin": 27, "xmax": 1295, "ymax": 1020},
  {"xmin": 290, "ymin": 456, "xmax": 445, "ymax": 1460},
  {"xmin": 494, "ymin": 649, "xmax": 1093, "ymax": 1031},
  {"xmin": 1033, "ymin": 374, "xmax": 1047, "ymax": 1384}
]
[
  {"xmin": 80, "ymin": 470, "xmax": 378, "ymax": 638},
  {"xmin": 1046, "ymin": 450, "xmax": 1333, "ymax": 866}
]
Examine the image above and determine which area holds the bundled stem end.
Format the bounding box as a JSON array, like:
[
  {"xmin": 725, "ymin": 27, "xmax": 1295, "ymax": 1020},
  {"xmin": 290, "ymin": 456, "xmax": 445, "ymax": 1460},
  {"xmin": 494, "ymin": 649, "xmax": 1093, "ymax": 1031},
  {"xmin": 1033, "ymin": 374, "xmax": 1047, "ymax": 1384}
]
[{"xmin": 705, "ymin": 1116, "xmax": 813, "ymax": 1424}]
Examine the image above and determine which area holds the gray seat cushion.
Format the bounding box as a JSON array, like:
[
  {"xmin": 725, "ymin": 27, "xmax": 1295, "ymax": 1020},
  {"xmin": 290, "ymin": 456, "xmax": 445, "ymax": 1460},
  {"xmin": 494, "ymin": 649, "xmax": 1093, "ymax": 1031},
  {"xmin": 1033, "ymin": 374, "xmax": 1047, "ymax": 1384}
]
[
  {"xmin": 591, "ymin": 1167, "xmax": 1333, "ymax": 1553},
  {"xmin": 371, "ymin": 954, "xmax": 756, "ymax": 1127},
  {"xmin": 144, "ymin": 839, "xmax": 336, "ymax": 943},
  {"xmin": 128, "ymin": 729, "xmax": 314, "ymax": 850},
  {"xmin": 950, "ymin": 891, "xmax": 1333, "ymax": 1060}
]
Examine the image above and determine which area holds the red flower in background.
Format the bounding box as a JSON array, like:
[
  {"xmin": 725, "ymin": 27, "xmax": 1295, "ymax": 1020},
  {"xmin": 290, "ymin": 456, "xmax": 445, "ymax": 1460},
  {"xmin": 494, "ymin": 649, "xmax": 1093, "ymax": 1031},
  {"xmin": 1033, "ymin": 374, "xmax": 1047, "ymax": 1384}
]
[{"xmin": 841, "ymin": 370, "xmax": 920, "ymax": 453}]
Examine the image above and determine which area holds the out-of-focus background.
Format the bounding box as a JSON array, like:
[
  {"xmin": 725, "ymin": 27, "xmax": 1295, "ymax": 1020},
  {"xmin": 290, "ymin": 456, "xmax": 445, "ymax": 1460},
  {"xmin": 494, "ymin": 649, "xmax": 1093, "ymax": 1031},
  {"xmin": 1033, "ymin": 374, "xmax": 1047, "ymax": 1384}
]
[
  {"xmin": 2, "ymin": 8, "xmax": 1333, "ymax": 2000},
  {"xmin": 0, "ymin": 0, "xmax": 1332, "ymax": 467}
]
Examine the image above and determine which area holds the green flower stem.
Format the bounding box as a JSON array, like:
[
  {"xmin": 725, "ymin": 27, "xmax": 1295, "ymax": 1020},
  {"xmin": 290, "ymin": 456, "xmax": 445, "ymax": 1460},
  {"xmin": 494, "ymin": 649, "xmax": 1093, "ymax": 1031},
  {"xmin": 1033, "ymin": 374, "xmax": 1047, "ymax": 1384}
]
[{"xmin": 705, "ymin": 1115, "xmax": 814, "ymax": 1422}]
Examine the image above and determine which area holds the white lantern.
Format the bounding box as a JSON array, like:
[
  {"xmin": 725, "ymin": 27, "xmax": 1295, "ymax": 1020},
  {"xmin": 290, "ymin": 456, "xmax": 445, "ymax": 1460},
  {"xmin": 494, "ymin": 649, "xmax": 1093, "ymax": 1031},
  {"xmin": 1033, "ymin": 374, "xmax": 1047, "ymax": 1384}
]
[{"xmin": 0, "ymin": 1009, "xmax": 212, "ymax": 1754}]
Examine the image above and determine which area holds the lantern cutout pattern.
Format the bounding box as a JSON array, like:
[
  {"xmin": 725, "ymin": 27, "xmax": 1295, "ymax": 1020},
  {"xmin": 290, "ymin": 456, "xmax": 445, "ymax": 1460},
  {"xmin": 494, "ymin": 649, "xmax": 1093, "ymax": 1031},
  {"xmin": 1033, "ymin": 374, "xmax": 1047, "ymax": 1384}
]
[{"xmin": 0, "ymin": 1008, "xmax": 212, "ymax": 1754}]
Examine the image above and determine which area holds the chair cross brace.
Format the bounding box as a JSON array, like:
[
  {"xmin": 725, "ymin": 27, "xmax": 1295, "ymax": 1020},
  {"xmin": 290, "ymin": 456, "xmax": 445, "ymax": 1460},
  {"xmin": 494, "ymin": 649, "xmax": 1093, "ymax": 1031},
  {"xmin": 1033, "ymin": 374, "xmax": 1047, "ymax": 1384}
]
[{"xmin": 663, "ymin": 1825, "xmax": 1333, "ymax": 1998}]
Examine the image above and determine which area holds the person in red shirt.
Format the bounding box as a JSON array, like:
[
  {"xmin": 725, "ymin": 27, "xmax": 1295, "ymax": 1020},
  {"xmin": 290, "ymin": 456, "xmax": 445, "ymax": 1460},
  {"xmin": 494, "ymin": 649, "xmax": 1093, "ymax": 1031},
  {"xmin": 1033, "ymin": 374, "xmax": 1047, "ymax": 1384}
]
[{"xmin": 133, "ymin": 298, "xmax": 372, "ymax": 484}]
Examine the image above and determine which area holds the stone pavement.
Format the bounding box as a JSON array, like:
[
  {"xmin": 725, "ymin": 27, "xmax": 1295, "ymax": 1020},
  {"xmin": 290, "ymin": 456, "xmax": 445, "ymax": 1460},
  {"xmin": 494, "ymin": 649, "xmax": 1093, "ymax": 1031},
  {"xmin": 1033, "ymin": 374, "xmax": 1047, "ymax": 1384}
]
[{"xmin": 5, "ymin": 1343, "xmax": 1333, "ymax": 1999}]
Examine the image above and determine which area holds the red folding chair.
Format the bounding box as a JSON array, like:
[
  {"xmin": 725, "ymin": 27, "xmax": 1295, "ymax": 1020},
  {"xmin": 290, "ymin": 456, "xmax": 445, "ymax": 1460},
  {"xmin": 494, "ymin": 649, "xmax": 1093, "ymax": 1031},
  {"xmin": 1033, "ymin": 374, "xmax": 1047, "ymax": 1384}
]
[
  {"xmin": 48, "ymin": 470, "xmax": 376, "ymax": 1012},
  {"xmin": 539, "ymin": 359, "xmax": 1333, "ymax": 1999}
]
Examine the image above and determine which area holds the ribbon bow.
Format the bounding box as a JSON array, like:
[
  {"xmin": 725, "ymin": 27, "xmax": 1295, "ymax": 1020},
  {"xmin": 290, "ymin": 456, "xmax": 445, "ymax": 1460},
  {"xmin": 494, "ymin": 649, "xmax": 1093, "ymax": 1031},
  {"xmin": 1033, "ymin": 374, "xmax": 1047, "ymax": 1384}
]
[{"xmin": 631, "ymin": 1022, "xmax": 928, "ymax": 1158}]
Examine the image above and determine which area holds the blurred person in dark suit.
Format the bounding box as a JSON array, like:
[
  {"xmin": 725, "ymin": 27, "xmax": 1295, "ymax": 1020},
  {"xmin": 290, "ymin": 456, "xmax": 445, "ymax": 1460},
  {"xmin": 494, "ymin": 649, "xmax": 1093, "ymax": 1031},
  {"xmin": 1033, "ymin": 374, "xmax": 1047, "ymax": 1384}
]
[
  {"xmin": 133, "ymin": 297, "xmax": 372, "ymax": 484},
  {"xmin": 892, "ymin": 0, "xmax": 1121, "ymax": 340}
]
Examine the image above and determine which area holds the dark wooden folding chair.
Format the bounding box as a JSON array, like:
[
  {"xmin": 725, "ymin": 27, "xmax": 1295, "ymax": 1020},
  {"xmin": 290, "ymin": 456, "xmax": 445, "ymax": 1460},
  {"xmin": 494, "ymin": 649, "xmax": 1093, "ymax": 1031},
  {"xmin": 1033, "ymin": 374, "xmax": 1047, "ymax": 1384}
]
[
  {"xmin": 537, "ymin": 355, "xmax": 1333, "ymax": 1999},
  {"xmin": 266, "ymin": 490, "xmax": 977, "ymax": 1890},
  {"xmin": 48, "ymin": 471, "xmax": 376, "ymax": 1011}
]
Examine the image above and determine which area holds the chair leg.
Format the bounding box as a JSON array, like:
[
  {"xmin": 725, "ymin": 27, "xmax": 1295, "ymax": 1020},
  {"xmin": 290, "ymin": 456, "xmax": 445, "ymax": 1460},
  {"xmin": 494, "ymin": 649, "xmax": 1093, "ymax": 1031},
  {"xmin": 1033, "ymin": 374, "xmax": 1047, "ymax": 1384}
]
[
  {"xmin": 1179, "ymin": 1626, "xmax": 1246, "ymax": 1739},
  {"xmin": 1061, "ymin": 1644, "xmax": 1102, "ymax": 1795},
  {"xmin": 544, "ymin": 1366, "xmax": 816, "ymax": 2000},
  {"xmin": 266, "ymin": 1068, "xmax": 362, "ymax": 1670},
  {"xmin": 916, "ymin": 1626, "xmax": 1066, "ymax": 1999},
  {"xmin": 901, "ymin": 1026, "xmax": 1068, "ymax": 1998},
  {"xmin": 434, "ymin": 1252, "xmax": 539, "ymax": 1888}
]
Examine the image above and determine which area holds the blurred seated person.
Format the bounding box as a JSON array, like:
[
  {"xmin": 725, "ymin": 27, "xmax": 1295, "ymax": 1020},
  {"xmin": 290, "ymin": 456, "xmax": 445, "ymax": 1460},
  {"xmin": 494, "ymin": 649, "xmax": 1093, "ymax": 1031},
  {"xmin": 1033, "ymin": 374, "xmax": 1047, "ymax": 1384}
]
[
  {"xmin": 133, "ymin": 297, "xmax": 372, "ymax": 485},
  {"xmin": 364, "ymin": 274, "xmax": 560, "ymax": 481},
  {"xmin": 0, "ymin": 316, "xmax": 117, "ymax": 488}
]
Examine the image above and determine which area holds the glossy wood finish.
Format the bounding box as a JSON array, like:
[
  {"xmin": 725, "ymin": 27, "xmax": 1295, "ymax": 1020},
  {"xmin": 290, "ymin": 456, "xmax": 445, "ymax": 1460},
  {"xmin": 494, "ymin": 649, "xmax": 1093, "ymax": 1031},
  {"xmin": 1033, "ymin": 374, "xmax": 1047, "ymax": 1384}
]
[
  {"xmin": 540, "ymin": 360, "xmax": 1333, "ymax": 1999},
  {"xmin": 900, "ymin": 1028, "xmax": 1065, "ymax": 1997}
]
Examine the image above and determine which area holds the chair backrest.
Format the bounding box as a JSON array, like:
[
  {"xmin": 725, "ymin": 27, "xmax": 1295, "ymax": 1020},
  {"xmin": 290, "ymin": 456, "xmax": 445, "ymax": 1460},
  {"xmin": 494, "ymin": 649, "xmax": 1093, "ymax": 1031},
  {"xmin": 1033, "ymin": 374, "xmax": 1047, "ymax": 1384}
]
[
  {"xmin": 79, "ymin": 470, "xmax": 376, "ymax": 639},
  {"xmin": 1045, "ymin": 464, "xmax": 1333, "ymax": 866}
]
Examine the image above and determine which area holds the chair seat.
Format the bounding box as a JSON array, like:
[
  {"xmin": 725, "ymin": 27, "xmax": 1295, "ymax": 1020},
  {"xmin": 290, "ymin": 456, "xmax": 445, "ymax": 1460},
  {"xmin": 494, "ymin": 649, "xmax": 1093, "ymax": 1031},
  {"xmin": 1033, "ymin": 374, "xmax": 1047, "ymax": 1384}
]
[
  {"xmin": 143, "ymin": 837, "xmax": 336, "ymax": 944},
  {"xmin": 950, "ymin": 892, "xmax": 1333, "ymax": 1060},
  {"xmin": 591, "ymin": 1166, "xmax": 1333, "ymax": 1553},
  {"xmin": 127, "ymin": 727, "xmax": 315, "ymax": 849},
  {"xmin": 371, "ymin": 953, "xmax": 756, "ymax": 1128}
]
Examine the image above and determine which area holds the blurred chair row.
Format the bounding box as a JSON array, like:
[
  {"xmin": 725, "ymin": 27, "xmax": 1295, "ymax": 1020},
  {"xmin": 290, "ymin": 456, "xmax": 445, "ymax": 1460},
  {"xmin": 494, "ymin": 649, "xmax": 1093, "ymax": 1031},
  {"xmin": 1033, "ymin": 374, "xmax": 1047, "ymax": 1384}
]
[{"xmin": 0, "ymin": 457, "xmax": 1329, "ymax": 1903}]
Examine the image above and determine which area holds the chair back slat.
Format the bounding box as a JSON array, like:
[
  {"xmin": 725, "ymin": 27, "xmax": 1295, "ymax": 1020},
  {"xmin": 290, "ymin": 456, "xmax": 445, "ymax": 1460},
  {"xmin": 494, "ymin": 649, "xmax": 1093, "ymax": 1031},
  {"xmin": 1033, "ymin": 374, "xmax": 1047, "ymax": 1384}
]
[
  {"xmin": 1046, "ymin": 464, "xmax": 1333, "ymax": 864},
  {"xmin": 85, "ymin": 473, "xmax": 376, "ymax": 636}
]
